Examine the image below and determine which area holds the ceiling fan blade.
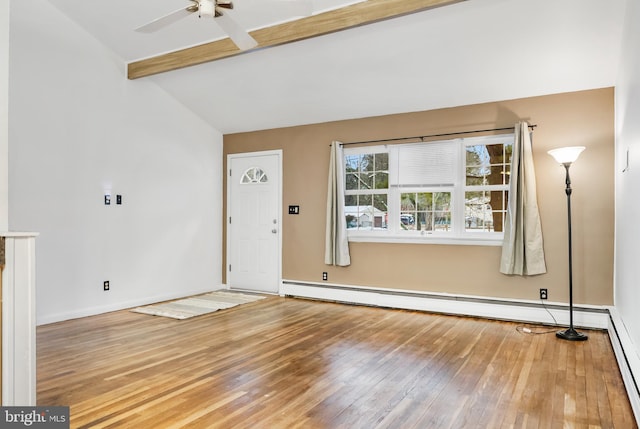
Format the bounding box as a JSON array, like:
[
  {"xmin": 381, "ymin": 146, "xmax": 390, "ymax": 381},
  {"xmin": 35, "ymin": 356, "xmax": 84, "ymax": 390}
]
[
  {"xmin": 135, "ymin": 7, "xmax": 195, "ymax": 33},
  {"xmin": 216, "ymin": 0, "xmax": 234, "ymax": 10},
  {"xmin": 215, "ymin": 11, "xmax": 258, "ymax": 51}
]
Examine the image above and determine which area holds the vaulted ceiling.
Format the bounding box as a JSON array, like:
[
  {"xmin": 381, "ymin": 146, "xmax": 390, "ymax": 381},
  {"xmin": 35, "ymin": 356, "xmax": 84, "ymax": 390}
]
[{"xmin": 48, "ymin": 0, "xmax": 626, "ymax": 134}]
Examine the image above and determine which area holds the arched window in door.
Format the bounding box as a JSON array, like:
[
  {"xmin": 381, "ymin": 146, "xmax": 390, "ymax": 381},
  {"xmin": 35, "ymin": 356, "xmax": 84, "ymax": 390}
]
[{"xmin": 240, "ymin": 167, "xmax": 268, "ymax": 184}]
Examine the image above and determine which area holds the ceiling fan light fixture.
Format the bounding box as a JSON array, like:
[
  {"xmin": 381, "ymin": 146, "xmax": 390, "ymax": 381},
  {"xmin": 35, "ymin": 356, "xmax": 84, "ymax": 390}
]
[
  {"xmin": 135, "ymin": 0, "xmax": 260, "ymax": 51},
  {"xmin": 199, "ymin": 0, "xmax": 216, "ymax": 17}
]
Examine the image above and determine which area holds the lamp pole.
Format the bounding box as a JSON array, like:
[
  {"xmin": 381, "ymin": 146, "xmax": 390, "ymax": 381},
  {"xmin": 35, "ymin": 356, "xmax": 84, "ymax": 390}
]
[
  {"xmin": 548, "ymin": 146, "xmax": 587, "ymax": 341},
  {"xmin": 556, "ymin": 162, "xmax": 587, "ymax": 341}
]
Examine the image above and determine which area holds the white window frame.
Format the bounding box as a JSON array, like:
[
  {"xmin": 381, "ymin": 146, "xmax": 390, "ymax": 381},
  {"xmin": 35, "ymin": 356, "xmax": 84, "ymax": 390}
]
[{"xmin": 344, "ymin": 134, "xmax": 514, "ymax": 246}]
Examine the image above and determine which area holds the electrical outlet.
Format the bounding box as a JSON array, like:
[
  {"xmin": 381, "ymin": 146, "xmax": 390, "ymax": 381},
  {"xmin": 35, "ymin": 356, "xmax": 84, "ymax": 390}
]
[
  {"xmin": 539, "ymin": 288, "xmax": 547, "ymax": 300},
  {"xmin": 322, "ymin": 272, "xmax": 328, "ymax": 281},
  {"xmin": 104, "ymin": 281, "xmax": 110, "ymax": 291}
]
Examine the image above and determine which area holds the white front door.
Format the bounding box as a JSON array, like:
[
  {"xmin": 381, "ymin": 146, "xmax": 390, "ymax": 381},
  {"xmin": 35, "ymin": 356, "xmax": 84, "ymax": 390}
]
[{"xmin": 227, "ymin": 151, "xmax": 281, "ymax": 293}]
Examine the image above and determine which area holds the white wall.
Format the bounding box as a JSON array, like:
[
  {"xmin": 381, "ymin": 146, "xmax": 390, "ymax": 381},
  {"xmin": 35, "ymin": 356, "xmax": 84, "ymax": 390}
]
[
  {"xmin": 9, "ymin": 0, "xmax": 223, "ymax": 324},
  {"xmin": 615, "ymin": 0, "xmax": 640, "ymax": 356},
  {"xmin": 1, "ymin": 0, "xmax": 9, "ymax": 230}
]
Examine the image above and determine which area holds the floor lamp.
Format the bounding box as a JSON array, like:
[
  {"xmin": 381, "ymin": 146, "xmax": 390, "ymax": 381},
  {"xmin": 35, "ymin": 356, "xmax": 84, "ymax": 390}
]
[{"xmin": 548, "ymin": 146, "xmax": 588, "ymax": 341}]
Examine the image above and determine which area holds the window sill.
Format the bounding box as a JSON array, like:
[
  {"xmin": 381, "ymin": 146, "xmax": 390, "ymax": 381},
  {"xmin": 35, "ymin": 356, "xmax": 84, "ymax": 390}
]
[{"xmin": 347, "ymin": 234, "xmax": 504, "ymax": 246}]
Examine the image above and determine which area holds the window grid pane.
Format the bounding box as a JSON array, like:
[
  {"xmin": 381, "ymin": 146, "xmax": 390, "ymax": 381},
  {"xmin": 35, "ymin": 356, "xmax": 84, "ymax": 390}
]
[
  {"xmin": 465, "ymin": 143, "xmax": 512, "ymax": 187},
  {"xmin": 345, "ymin": 194, "xmax": 388, "ymax": 230},
  {"xmin": 344, "ymin": 153, "xmax": 389, "ymax": 191},
  {"xmin": 400, "ymin": 192, "xmax": 451, "ymax": 232},
  {"xmin": 465, "ymin": 190, "xmax": 508, "ymax": 232}
]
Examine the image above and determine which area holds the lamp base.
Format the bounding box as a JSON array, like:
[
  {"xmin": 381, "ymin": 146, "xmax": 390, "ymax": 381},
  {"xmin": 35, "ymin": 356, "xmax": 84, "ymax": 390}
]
[{"xmin": 556, "ymin": 328, "xmax": 588, "ymax": 341}]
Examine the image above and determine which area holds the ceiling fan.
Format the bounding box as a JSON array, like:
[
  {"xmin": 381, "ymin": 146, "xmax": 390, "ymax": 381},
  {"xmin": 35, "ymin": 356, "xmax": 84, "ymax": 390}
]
[{"xmin": 135, "ymin": 0, "xmax": 313, "ymax": 51}]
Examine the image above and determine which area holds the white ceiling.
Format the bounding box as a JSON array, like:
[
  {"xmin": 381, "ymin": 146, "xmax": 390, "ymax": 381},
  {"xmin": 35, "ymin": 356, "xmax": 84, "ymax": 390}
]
[{"xmin": 49, "ymin": 0, "xmax": 626, "ymax": 134}]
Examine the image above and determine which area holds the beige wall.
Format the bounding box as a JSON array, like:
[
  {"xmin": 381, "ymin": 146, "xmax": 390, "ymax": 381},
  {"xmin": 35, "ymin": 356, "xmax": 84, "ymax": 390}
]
[{"xmin": 224, "ymin": 88, "xmax": 614, "ymax": 305}]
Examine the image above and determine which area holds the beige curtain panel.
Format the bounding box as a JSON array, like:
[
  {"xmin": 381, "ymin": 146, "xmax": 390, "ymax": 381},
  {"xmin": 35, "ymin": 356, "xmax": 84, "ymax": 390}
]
[
  {"xmin": 500, "ymin": 122, "xmax": 547, "ymax": 275},
  {"xmin": 325, "ymin": 141, "xmax": 351, "ymax": 266}
]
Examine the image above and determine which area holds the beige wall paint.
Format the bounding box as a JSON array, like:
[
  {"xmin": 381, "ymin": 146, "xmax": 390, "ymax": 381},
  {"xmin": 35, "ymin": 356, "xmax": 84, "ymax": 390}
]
[{"xmin": 224, "ymin": 88, "xmax": 614, "ymax": 305}]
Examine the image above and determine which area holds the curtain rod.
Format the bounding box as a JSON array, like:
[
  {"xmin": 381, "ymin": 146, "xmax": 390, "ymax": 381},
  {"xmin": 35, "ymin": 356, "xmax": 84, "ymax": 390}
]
[{"xmin": 340, "ymin": 124, "xmax": 537, "ymax": 146}]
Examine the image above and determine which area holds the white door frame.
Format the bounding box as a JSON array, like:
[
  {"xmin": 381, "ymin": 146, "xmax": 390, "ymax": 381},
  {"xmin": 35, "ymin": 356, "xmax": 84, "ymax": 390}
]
[{"xmin": 226, "ymin": 149, "xmax": 283, "ymax": 294}]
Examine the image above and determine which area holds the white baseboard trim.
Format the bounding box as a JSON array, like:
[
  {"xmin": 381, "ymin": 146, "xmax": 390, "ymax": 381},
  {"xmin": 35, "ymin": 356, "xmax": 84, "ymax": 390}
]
[
  {"xmin": 281, "ymin": 280, "xmax": 609, "ymax": 329},
  {"xmin": 36, "ymin": 286, "xmax": 224, "ymax": 325},
  {"xmin": 607, "ymin": 307, "xmax": 640, "ymax": 425}
]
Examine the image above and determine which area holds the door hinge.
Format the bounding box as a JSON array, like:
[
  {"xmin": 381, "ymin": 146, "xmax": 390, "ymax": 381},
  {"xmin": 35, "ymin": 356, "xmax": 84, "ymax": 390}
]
[
  {"xmin": 229, "ymin": 216, "xmax": 231, "ymax": 224},
  {"xmin": 229, "ymin": 169, "xmax": 232, "ymax": 176},
  {"xmin": 229, "ymin": 264, "xmax": 231, "ymax": 272}
]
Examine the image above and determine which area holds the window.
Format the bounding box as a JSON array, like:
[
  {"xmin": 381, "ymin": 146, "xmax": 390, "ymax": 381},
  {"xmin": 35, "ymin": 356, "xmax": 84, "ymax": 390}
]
[
  {"xmin": 241, "ymin": 167, "xmax": 268, "ymax": 184},
  {"xmin": 344, "ymin": 150, "xmax": 389, "ymax": 230},
  {"xmin": 464, "ymin": 139, "xmax": 512, "ymax": 233},
  {"xmin": 343, "ymin": 134, "xmax": 513, "ymax": 244}
]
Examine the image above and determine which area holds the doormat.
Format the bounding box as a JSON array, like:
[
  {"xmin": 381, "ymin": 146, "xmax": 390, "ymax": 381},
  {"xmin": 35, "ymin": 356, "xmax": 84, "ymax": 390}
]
[{"xmin": 131, "ymin": 290, "xmax": 266, "ymax": 320}]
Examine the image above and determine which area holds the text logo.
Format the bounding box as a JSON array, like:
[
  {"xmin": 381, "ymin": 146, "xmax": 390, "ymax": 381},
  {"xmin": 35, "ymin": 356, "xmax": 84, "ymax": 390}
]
[{"xmin": 1, "ymin": 407, "xmax": 69, "ymax": 428}]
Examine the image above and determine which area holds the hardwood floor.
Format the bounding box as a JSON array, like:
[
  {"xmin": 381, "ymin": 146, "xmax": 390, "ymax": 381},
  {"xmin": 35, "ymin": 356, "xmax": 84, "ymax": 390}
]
[{"xmin": 37, "ymin": 296, "xmax": 637, "ymax": 428}]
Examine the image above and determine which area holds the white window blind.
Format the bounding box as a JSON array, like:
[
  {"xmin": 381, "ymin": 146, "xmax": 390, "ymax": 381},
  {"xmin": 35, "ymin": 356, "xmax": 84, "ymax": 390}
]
[{"xmin": 396, "ymin": 142, "xmax": 458, "ymax": 187}]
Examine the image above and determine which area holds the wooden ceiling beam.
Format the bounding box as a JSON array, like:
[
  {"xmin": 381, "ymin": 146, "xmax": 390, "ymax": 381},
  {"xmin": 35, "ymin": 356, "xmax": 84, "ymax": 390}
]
[{"xmin": 127, "ymin": 0, "xmax": 463, "ymax": 79}]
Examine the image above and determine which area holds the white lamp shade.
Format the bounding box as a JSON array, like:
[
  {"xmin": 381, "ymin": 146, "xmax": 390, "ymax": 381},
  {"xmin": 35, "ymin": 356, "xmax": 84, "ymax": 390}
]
[{"xmin": 547, "ymin": 146, "xmax": 586, "ymax": 164}]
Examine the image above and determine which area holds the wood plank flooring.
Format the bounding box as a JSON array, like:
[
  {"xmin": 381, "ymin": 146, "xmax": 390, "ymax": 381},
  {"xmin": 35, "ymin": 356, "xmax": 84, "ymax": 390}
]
[{"xmin": 37, "ymin": 296, "xmax": 637, "ymax": 428}]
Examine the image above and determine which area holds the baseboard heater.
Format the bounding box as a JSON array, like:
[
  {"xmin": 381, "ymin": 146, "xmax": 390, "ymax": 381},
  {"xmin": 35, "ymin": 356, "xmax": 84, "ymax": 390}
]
[
  {"xmin": 608, "ymin": 308, "xmax": 640, "ymax": 424},
  {"xmin": 281, "ymin": 280, "xmax": 609, "ymax": 329}
]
